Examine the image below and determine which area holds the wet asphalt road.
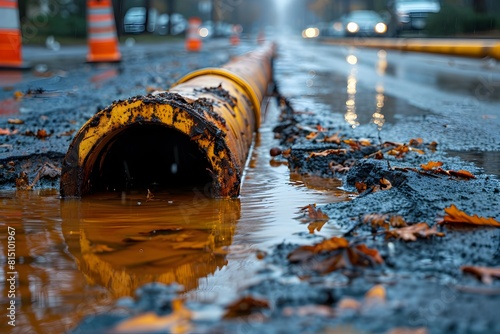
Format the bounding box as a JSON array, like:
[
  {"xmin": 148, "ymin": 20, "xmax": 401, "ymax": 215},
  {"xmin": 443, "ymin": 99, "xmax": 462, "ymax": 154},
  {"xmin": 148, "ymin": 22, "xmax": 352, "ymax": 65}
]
[{"xmin": 1, "ymin": 35, "xmax": 500, "ymax": 333}]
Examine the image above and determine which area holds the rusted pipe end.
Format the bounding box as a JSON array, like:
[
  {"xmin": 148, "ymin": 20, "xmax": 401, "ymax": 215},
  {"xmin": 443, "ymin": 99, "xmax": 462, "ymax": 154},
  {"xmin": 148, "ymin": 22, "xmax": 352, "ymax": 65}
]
[
  {"xmin": 60, "ymin": 43, "xmax": 276, "ymax": 198},
  {"xmin": 61, "ymin": 92, "xmax": 246, "ymax": 198}
]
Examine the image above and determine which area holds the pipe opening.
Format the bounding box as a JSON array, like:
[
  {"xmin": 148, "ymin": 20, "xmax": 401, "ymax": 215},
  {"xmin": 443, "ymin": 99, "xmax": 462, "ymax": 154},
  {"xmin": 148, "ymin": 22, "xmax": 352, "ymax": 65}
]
[{"xmin": 89, "ymin": 124, "xmax": 213, "ymax": 193}]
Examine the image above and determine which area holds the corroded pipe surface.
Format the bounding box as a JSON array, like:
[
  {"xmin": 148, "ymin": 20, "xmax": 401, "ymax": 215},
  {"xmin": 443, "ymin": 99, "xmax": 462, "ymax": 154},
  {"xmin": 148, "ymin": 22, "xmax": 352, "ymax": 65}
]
[{"xmin": 60, "ymin": 42, "xmax": 276, "ymax": 198}]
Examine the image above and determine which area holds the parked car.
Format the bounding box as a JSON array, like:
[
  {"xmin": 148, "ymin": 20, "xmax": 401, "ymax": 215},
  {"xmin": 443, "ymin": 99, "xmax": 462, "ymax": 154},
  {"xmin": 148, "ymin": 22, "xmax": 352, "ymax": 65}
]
[
  {"xmin": 123, "ymin": 7, "xmax": 157, "ymax": 34},
  {"xmin": 339, "ymin": 10, "xmax": 389, "ymax": 37},
  {"xmin": 387, "ymin": 0, "xmax": 441, "ymax": 34},
  {"xmin": 156, "ymin": 13, "xmax": 187, "ymax": 35}
]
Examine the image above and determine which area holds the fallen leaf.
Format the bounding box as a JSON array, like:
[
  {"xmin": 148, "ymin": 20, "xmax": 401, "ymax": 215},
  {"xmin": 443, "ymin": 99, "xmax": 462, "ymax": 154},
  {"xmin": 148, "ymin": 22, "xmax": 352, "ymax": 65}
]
[
  {"xmin": 13, "ymin": 91, "xmax": 24, "ymax": 99},
  {"xmin": 329, "ymin": 162, "xmax": 350, "ymax": 174},
  {"xmin": 223, "ymin": 296, "xmax": 270, "ymax": 319},
  {"xmin": 364, "ymin": 284, "xmax": 386, "ymax": 304},
  {"xmin": 307, "ymin": 216, "xmax": 328, "ymax": 232},
  {"xmin": 337, "ymin": 284, "xmax": 386, "ymax": 312},
  {"xmin": 0, "ymin": 128, "xmax": 19, "ymax": 135},
  {"xmin": 448, "ymin": 169, "xmax": 475, "ymax": 179},
  {"xmin": 420, "ymin": 161, "xmax": 443, "ymax": 171},
  {"xmin": 322, "ymin": 132, "xmax": 342, "ymax": 144},
  {"xmin": 343, "ymin": 139, "xmax": 361, "ymax": 151},
  {"xmin": 36, "ymin": 129, "xmax": 49, "ymax": 139},
  {"xmin": 428, "ymin": 141, "xmax": 438, "ymax": 151},
  {"xmin": 388, "ymin": 144, "xmax": 409, "ymax": 159},
  {"xmin": 308, "ymin": 149, "xmax": 347, "ymax": 159},
  {"xmin": 380, "ymin": 178, "xmax": 392, "ymax": 190},
  {"xmin": 306, "ymin": 132, "xmax": 318, "ymax": 140},
  {"xmin": 7, "ymin": 119, "xmax": 24, "ymax": 124},
  {"xmin": 440, "ymin": 204, "xmax": 500, "ymax": 227},
  {"xmin": 337, "ymin": 297, "xmax": 361, "ymax": 311},
  {"xmin": 461, "ymin": 266, "xmax": 500, "ymax": 284},
  {"xmin": 355, "ymin": 181, "xmax": 367, "ymax": 193},
  {"xmin": 367, "ymin": 150, "xmax": 384, "ymax": 159},
  {"xmin": 409, "ymin": 147, "xmax": 425, "ymax": 155},
  {"xmin": 288, "ymin": 237, "xmax": 383, "ymax": 274},
  {"xmin": 363, "ymin": 213, "xmax": 389, "ymax": 230},
  {"xmin": 389, "ymin": 215, "xmax": 407, "ymax": 228},
  {"xmin": 302, "ymin": 204, "xmax": 329, "ymax": 221},
  {"xmin": 359, "ymin": 139, "xmax": 372, "ymax": 146},
  {"xmin": 386, "ymin": 222, "xmax": 445, "ymax": 241},
  {"xmin": 409, "ymin": 138, "xmax": 423, "ymax": 147}
]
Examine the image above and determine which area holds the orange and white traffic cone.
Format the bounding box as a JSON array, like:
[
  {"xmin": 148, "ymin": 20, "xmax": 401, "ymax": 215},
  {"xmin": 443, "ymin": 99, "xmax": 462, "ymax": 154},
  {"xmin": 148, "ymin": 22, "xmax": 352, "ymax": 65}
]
[
  {"xmin": 185, "ymin": 17, "xmax": 202, "ymax": 52},
  {"xmin": 0, "ymin": 0, "xmax": 25, "ymax": 68},
  {"xmin": 230, "ymin": 24, "xmax": 242, "ymax": 46},
  {"xmin": 86, "ymin": 0, "xmax": 121, "ymax": 63}
]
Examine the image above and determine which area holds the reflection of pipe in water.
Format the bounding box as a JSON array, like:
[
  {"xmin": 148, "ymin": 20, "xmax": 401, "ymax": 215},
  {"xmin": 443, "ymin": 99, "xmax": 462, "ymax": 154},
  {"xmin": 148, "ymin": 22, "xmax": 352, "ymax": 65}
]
[
  {"xmin": 345, "ymin": 54, "xmax": 359, "ymax": 128},
  {"xmin": 61, "ymin": 193, "xmax": 240, "ymax": 297}
]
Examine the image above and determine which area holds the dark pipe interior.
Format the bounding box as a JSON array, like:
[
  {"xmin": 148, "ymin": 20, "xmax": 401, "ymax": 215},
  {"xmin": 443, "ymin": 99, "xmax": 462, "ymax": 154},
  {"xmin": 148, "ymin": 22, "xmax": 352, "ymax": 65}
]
[{"xmin": 90, "ymin": 124, "xmax": 213, "ymax": 193}]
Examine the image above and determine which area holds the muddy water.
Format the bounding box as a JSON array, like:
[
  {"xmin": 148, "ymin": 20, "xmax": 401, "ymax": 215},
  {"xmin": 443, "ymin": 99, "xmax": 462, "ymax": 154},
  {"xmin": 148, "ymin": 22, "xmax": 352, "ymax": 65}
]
[{"xmin": 0, "ymin": 98, "xmax": 350, "ymax": 333}]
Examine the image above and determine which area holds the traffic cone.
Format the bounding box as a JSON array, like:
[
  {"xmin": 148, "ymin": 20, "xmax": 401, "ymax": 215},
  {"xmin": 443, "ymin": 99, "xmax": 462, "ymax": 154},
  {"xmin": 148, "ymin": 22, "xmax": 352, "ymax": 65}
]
[
  {"xmin": 185, "ymin": 17, "xmax": 202, "ymax": 52},
  {"xmin": 0, "ymin": 0, "xmax": 25, "ymax": 68},
  {"xmin": 257, "ymin": 30, "xmax": 265, "ymax": 45},
  {"xmin": 230, "ymin": 25, "xmax": 241, "ymax": 46},
  {"xmin": 86, "ymin": 0, "xmax": 121, "ymax": 63}
]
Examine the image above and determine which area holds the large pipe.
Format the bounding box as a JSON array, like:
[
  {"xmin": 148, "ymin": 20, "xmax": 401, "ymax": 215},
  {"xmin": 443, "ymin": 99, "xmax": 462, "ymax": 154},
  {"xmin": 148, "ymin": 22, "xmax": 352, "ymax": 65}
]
[{"xmin": 60, "ymin": 42, "xmax": 276, "ymax": 198}]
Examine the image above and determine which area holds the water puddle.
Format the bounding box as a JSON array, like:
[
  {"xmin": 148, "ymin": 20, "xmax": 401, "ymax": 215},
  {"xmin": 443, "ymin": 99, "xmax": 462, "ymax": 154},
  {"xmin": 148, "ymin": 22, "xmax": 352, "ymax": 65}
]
[
  {"xmin": 0, "ymin": 98, "xmax": 351, "ymax": 332},
  {"xmin": 447, "ymin": 150, "xmax": 500, "ymax": 178}
]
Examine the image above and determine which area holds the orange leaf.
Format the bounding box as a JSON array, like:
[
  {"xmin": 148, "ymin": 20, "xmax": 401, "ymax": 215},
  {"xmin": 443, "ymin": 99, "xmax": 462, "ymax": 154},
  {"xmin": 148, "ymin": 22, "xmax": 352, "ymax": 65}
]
[
  {"xmin": 380, "ymin": 178, "xmax": 392, "ymax": 190},
  {"xmin": 386, "ymin": 222, "xmax": 445, "ymax": 241},
  {"xmin": 355, "ymin": 181, "xmax": 367, "ymax": 193},
  {"xmin": 448, "ymin": 169, "xmax": 475, "ymax": 179},
  {"xmin": 420, "ymin": 161, "xmax": 443, "ymax": 171},
  {"xmin": 308, "ymin": 221, "xmax": 327, "ymax": 234},
  {"xmin": 363, "ymin": 213, "xmax": 389, "ymax": 230},
  {"xmin": 389, "ymin": 215, "xmax": 407, "ymax": 227},
  {"xmin": 343, "ymin": 139, "xmax": 361, "ymax": 151},
  {"xmin": 308, "ymin": 149, "xmax": 347, "ymax": 158},
  {"xmin": 322, "ymin": 132, "xmax": 341, "ymax": 144},
  {"xmin": 223, "ymin": 296, "xmax": 270, "ymax": 319},
  {"xmin": 461, "ymin": 265, "xmax": 500, "ymax": 285},
  {"xmin": 409, "ymin": 138, "xmax": 423, "ymax": 147},
  {"xmin": 36, "ymin": 129, "xmax": 49, "ymax": 139},
  {"xmin": 7, "ymin": 119, "xmax": 24, "ymax": 124},
  {"xmin": 441, "ymin": 205, "xmax": 500, "ymax": 227},
  {"xmin": 364, "ymin": 284, "xmax": 386, "ymax": 303},
  {"xmin": 306, "ymin": 132, "xmax": 318, "ymax": 140},
  {"xmin": 354, "ymin": 244, "xmax": 384, "ymax": 264},
  {"xmin": 306, "ymin": 204, "xmax": 329, "ymax": 221}
]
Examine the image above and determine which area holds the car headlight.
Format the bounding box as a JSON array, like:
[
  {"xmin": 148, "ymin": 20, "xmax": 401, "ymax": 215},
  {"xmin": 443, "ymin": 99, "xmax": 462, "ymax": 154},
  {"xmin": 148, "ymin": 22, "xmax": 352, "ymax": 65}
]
[
  {"xmin": 375, "ymin": 22, "xmax": 387, "ymax": 34},
  {"xmin": 346, "ymin": 22, "xmax": 359, "ymax": 33},
  {"xmin": 302, "ymin": 27, "xmax": 320, "ymax": 38}
]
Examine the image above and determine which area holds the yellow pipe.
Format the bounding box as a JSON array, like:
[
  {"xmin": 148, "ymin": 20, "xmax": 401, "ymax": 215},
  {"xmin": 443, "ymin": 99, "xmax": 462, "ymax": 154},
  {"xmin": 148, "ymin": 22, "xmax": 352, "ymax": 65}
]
[
  {"xmin": 323, "ymin": 38, "xmax": 500, "ymax": 60},
  {"xmin": 60, "ymin": 42, "xmax": 276, "ymax": 198}
]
